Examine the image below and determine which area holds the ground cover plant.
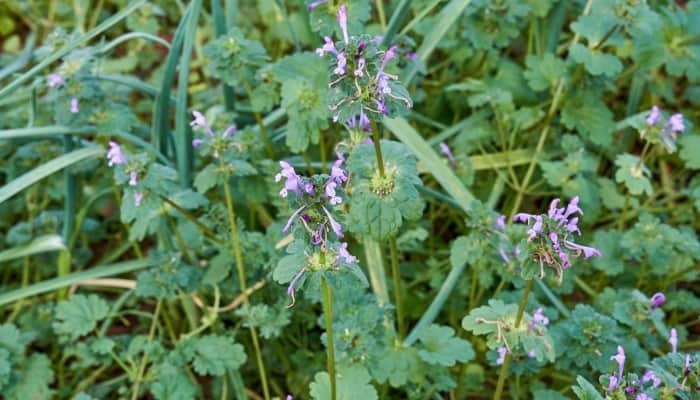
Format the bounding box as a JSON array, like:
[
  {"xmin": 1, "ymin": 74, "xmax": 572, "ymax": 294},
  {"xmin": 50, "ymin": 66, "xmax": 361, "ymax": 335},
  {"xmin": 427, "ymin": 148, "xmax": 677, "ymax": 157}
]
[{"xmin": 0, "ymin": 0, "xmax": 699, "ymax": 399}]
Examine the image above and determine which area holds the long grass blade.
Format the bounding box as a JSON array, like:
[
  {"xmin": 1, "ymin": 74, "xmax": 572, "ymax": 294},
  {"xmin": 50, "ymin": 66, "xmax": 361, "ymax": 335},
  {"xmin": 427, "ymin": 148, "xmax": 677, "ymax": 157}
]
[
  {"xmin": 0, "ymin": 259, "xmax": 152, "ymax": 307},
  {"xmin": 0, "ymin": 146, "xmax": 103, "ymax": 204},
  {"xmin": 0, "ymin": 235, "xmax": 66, "ymax": 263}
]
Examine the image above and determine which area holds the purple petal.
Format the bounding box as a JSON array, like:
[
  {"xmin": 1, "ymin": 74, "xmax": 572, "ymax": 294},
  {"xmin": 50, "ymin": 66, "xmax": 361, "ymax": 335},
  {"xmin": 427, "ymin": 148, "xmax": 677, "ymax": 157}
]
[
  {"xmin": 283, "ymin": 206, "xmax": 307, "ymax": 233},
  {"xmin": 646, "ymin": 105, "xmax": 661, "ymax": 126},
  {"xmin": 322, "ymin": 206, "xmax": 343, "ymax": 239},
  {"xmin": 338, "ymin": 4, "xmax": 349, "ymax": 43}
]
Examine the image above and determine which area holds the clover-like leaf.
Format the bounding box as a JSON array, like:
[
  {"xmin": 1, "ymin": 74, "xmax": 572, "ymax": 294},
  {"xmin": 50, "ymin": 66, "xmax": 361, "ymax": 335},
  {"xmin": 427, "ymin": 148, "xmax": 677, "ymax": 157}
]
[
  {"xmin": 417, "ymin": 324, "xmax": 475, "ymax": 367},
  {"xmin": 52, "ymin": 294, "xmax": 109, "ymax": 339}
]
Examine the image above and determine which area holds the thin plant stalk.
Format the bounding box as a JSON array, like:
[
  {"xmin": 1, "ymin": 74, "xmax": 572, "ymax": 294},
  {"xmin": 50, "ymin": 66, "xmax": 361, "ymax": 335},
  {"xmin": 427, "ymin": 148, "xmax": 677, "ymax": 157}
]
[
  {"xmin": 321, "ymin": 276, "xmax": 337, "ymax": 400},
  {"xmin": 493, "ymin": 279, "xmax": 533, "ymax": 400},
  {"xmin": 219, "ymin": 158, "xmax": 271, "ymax": 400},
  {"xmin": 370, "ymin": 122, "xmax": 386, "ymax": 178},
  {"xmin": 130, "ymin": 300, "xmax": 162, "ymax": 400},
  {"xmin": 389, "ymin": 237, "xmax": 405, "ymax": 338},
  {"xmin": 242, "ymin": 78, "xmax": 275, "ymax": 159}
]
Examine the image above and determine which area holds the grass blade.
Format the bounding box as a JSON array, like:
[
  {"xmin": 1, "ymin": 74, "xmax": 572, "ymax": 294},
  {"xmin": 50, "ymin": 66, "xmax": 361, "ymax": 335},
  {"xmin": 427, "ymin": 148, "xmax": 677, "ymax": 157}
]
[
  {"xmin": 381, "ymin": 0, "xmax": 411, "ymax": 46},
  {"xmin": 0, "ymin": 0, "xmax": 146, "ymax": 98},
  {"xmin": 0, "ymin": 33, "xmax": 36, "ymax": 82},
  {"xmin": 0, "ymin": 259, "xmax": 152, "ymax": 307},
  {"xmin": 383, "ymin": 116, "xmax": 475, "ymax": 212},
  {"xmin": 174, "ymin": 0, "xmax": 202, "ymax": 187},
  {"xmin": 212, "ymin": 0, "xmax": 236, "ymax": 111},
  {"xmin": 403, "ymin": 0, "xmax": 473, "ymax": 84},
  {"xmin": 0, "ymin": 146, "xmax": 103, "ymax": 204},
  {"xmin": 0, "ymin": 235, "xmax": 66, "ymax": 263},
  {"xmin": 363, "ymin": 239, "xmax": 389, "ymax": 305}
]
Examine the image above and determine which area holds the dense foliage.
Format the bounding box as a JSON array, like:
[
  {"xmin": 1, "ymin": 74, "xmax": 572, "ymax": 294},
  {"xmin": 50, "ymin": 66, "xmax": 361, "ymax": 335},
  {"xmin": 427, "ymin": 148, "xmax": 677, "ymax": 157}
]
[{"xmin": 0, "ymin": 0, "xmax": 699, "ymax": 399}]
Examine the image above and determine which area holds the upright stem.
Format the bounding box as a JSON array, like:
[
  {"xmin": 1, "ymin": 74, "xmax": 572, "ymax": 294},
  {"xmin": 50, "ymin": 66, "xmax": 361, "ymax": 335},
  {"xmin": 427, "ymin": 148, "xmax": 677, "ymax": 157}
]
[
  {"xmin": 242, "ymin": 79, "xmax": 275, "ymax": 159},
  {"xmin": 321, "ymin": 276, "xmax": 337, "ymax": 400},
  {"xmin": 220, "ymin": 159, "xmax": 271, "ymax": 400},
  {"xmin": 131, "ymin": 300, "xmax": 162, "ymax": 400},
  {"xmin": 370, "ymin": 121, "xmax": 385, "ymax": 178},
  {"xmin": 493, "ymin": 279, "xmax": 533, "ymax": 400},
  {"xmin": 389, "ymin": 237, "xmax": 405, "ymax": 339}
]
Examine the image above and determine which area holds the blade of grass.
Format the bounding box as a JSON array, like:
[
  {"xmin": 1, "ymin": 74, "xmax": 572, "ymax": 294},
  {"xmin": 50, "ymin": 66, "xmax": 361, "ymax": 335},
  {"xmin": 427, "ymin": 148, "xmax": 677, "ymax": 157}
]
[
  {"xmin": 0, "ymin": 0, "xmax": 146, "ymax": 98},
  {"xmin": 212, "ymin": 0, "xmax": 236, "ymax": 111},
  {"xmin": 382, "ymin": 116, "xmax": 475, "ymax": 212},
  {"xmin": 0, "ymin": 259, "xmax": 152, "ymax": 307},
  {"xmin": 381, "ymin": 0, "xmax": 411, "ymax": 46},
  {"xmin": 98, "ymin": 31, "xmax": 171, "ymax": 54},
  {"xmin": 91, "ymin": 74, "xmax": 174, "ymax": 102},
  {"xmin": 152, "ymin": 3, "xmax": 192, "ymax": 156},
  {"xmin": 363, "ymin": 239, "xmax": 389, "ymax": 305},
  {"xmin": 0, "ymin": 146, "xmax": 103, "ymax": 204},
  {"xmin": 403, "ymin": 0, "xmax": 473, "ymax": 85},
  {"xmin": 0, "ymin": 32, "xmax": 36, "ymax": 82},
  {"xmin": 174, "ymin": 0, "xmax": 202, "ymax": 187},
  {"xmin": 0, "ymin": 235, "xmax": 66, "ymax": 263}
]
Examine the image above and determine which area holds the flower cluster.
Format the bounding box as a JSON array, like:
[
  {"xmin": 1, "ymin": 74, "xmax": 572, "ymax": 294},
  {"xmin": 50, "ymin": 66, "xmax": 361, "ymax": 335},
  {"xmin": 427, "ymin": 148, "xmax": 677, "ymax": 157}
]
[
  {"xmin": 513, "ymin": 197, "xmax": 601, "ymax": 282},
  {"xmin": 276, "ymin": 154, "xmax": 357, "ymax": 304},
  {"xmin": 641, "ymin": 105, "xmax": 685, "ymax": 153},
  {"xmin": 190, "ymin": 110, "xmax": 239, "ymax": 158},
  {"xmin": 46, "ymin": 72, "xmax": 80, "ymax": 114},
  {"xmin": 316, "ymin": 5, "xmax": 412, "ymax": 128},
  {"xmin": 106, "ymin": 141, "xmax": 145, "ymax": 207}
]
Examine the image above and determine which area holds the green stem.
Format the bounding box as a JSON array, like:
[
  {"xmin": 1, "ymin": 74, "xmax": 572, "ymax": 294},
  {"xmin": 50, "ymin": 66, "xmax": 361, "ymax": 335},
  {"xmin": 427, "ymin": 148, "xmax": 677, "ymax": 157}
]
[
  {"xmin": 321, "ymin": 276, "xmax": 337, "ymax": 400},
  {"xmin": 389, "ymin": 237, "xmax": 405, "ymax": 339},
  {"xmin": 370, "ymin": 121, "xmax": 386, "ymax": 178},
  {"xmin": 220, "ymin": 158, "xmax": 271, "ymax": 400},
  {"xmin": 493, "ymin": 279, "xmax": 533, "ymax": 400},
  {"xmin": 131, "ymin": 300, "xmax": 162, "ymax": 400},
  {"xmin": 242, "ymin": 79, "xmax": 275, "ymax": 159}
]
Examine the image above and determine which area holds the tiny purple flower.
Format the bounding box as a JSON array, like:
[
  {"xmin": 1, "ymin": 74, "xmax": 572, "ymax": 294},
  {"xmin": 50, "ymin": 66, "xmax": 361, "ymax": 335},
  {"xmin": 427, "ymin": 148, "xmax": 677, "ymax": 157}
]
[
  {"xmin": 283, "ymin": 205, "xmax": 307, "ymax": 233},
  {"xmin": 496, "ymin": 347, "xmax": 507, "ymax": 365},
  {"xmin": 406, "ymin": 52, "xmax": 418, "ymax": 62},
  {"xmin": 330, "ymin": 153, "xmax": 348, "ymax": 184},
  {"xmin": 564, "ymin": 241, "xmax": 602, "ymax": 259},
  {"xmin": 192, "ymin": 139, "xmax": 203, "ymax": 148},
  {"xmin": 129, "ymin": 171, "xmax": 138, "ymax": 186},
  {"xmin": 338, "ymin": 5, "xmax": 349, "ymax": 44},
  {"xmin": 379, "ymin": 46, "xmax": 398, "ymax": 74},
  {"xmin": 222, "ymin": 124, "xmax": 237, "ymax": 138},
  {"xmin": 527, "ymin": 216, "xmax": 543, "ymax": 241},
  {"xmin": 333, "ymin": 52, "xmax": 347, "ymax": 75},
  {"xmin": 611, "ymin": 346, "xmax": 626, "ymax": 382},
  {"xmin": 494, "ymin": 214, "xmax": 506, "ymax": 230},
  {"xmin": 70, "ymin": 98, "xmax": 79, "ymax": 114},
  {"xmin": 650, "ymin": 292, "xmax": 666, "ymax": 308},
  {"xmin": 134, "ymin": 192, "xmax": 144, "ymax": 207},
  {"xmin": 276, "ymin": 161, "xmax": 303, "ymax": 198},
  {"xmin": 529, "ymin": 307, "xmax": 549, "ymax": 331},
  {"xmin": 566, "ymin": 217, "xmax": 581, "ymax": 235},
  {"xmin": 359, "ymin": 110, "xmax": 371, "ymax": 132},
  {"xmin": 48, "ymin": 73, "xmax": 65, "ymax": 88},
  {"xmin": 304, "ymin": 182, "xmax": 315, "ymax": 196},
  {"xmin": 354, "ymin": 57, "xmax": 366, "ymax": 77},
  {"xmin": 286, "ymin": 269, "xmax": 306, "ymax": 307},
  {"xmin": 684, "ymin": 354, "xmax": 692, "ymax": 376},
  {"xmin": 107, "ymin": 141, "xmax": 127, "ymax": 167},
  {"xmin": 563, "ymin": 196, "xmax": 583, "ymax": 219},
  {"xmin": 667, "ymin": 113, "xmax": 685, "ymax": 133},
  {"xmin": 669, "ymin": 328, "xmax": 678, "ymax": 353},
  {"xmin": 646, "ymin": 105, "xmax": 661, "ymax": 126},
  {"xmin": 316, "ymin": 36, "xmax": 337, "ymax": 57},
  {"xmin": 635, "ymin": 393, "xmax": 652, "ymax": 400},
  {"xmin": 190, "ymin": 110, "xmax": 214, "ymax": 136},
  {"xmin": 326, "ymin": 181, "xmax": 342, "ymax": 205},
  {"xmin": 286, "ymin": 396, "xmax": 294, "ymax": 400},
  {"xmin": 337, "ymin": 242, "xmax": 358, "ymax": 265},
  {"xmin": 322, "ymin": 206, "xmax": 343, "ymax": 239},
  {"xmin": 306, "ymin": 0, "xmax": 327, "ymax": 11},
  {"xmin": 641, "ymin": 370, "xmax": 661, "ymax": 388},
  {"xmin": 513, "ymin": 213, "xmax": 535, "ymax": 223},
  {"xmin": 607, "ymin": 375, "xmax": 619, "ymax": 392},
  {"xmin": 527, "ymin": 349, "xmax": 536, "ymax": 358},
  {"xmin": 439, "ymin": 142, "xmax": 456, "ymax": 167}
]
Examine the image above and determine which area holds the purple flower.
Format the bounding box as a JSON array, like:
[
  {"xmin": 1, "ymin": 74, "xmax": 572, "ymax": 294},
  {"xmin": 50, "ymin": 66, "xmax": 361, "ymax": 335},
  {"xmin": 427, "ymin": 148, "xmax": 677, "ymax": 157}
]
[
  {"xmin": 48, "ymin": 73, "xmax": 65, "ymax": 88},
  {"xmin": 563, "ymin": 196, "xmax": 583, "ymax": 219},
  {"xmin": 667, "ymin": 113, "xmax": 684, "ymax": 133},
  {"xmin": 496, "ymin": 347, "xmax": 507, "ymax": 365},
  {"xmin": 316, "ymin": 36, "xmax": 338, "ymax": 57},
  {"xmin": 646, "ymin": 105, "xmax": 661, "ymax": 126},
  {"xmin": 306, "ymin": 0, "xmax": 327, "ymax": 11},
  {"xmin": 286, "ymin": 269, "xmax": 306, "ymax": 307},
  {"xmin": 641, "ymin": 370, "xmax": 661, "ymax": 388},
  {"xmin": 527, "ymin": 216, "xmax": 543, "ymax": 241},
  {"xmin": 513, "ymin": 213, "xmax": 535, "ymax": 223},
  {"xmin": 276, "ymin": 161, "xmax": 303, "ymax": 198},
  {"xmin": 635, "ymin": 393, "xmax": 652, "ymax": 400},
  {"xmin": 563, "ymin": 240, "xmax": 602, "ymax": 259},
  {"xmin": 611, "ymin": 346, "xmax": 626, "ymax": 382},
  {"xmin": 338, "ymin": 5, "xmax": 349, "ymax": 44},
  {"xmin": 286, "ymin": 396, "xmax": 294, "ymax": 400},
  {"xmin": 566, "ymin": 217, "xmax": 581, "ymax": 235},
  {"xmin": 528, "ymin": 307, "xmax": 549, "ymax": 331},
  {"xmin": 333, "ymin": 52, "xmax": 347, "ymax": 75},
  {"xmin": 325, "ymin": 181, "xmax": 342, "ymax": 205},
  {"xmin": 354, "ymin": 57, "xmax": 366, "ymax": 77},
  {"xmin": 607, "ymin": 375, "xmax": 619, "ymax": 392},
  {"xmin": 439, "ymin": 142, "xmax": 456, "ymax": 167},
  {"xmin": 283, "ymin": 205, "xmax": 307, "ymax": 233},
  {"xmin": 330, "ymin": 153, "xmax": 348, "ymax": 184},
  {"xmin": 304, "ymin": 182, "xmax": 315, "ymax": 196},
  {"xmin": 322, "ymin": 206, "xmax": 343, "ymax": 238},
  {"xmin": 345, "ymin": 111, "xmax": 371, "ymax": 132},
  {"xmin": 190, "ymin": 110, "xmax": 214, "ymax": 136},
  {"xmin": 107, "ymin": 141, "xmax": 126, "ymax": 167},
  {"xmin": 70, "ymin": 98, "xmax": 79, "ymax": 114},
  {"xmin": 669, "ymin": 328, "xmax": 678, "ymax": 353},
  {"xmin": 192, "ymin": 139, "xmax": 203, "ymax": 148},
  {"xmin": 128, "ymin": 171, "xmax": 138, "ymax": 186},
  {"xmin": 494, "ymin": 214, "xmax": 506, "ymax": 230},
  {"xmin": 337, "ymin": 242, "xmax": 357, "ymax": 265},
  {"xmin": 223, "ymin": 124, "xmax": 237, "ymax": 138},
  {"xmin": 406, "ymin": 52, "xmax": 418, "ymax": 62},
  {"xmin": 379, "ymin": 46, "xmax": 398, "ymax": 74},
  {"xmin": 650, "ymin": 292, "xmax": 666, "ymax": 308},
  {"xmin": 684, "ymin": 354, "xmax": 692, "ymax": 376},
  {"xmin": 527, "ymin": 349, "xmax": 536, "ymax": 358},
  {"xmin": 134, "ymin": 192, "xmax": 144, "ymax": 207}
]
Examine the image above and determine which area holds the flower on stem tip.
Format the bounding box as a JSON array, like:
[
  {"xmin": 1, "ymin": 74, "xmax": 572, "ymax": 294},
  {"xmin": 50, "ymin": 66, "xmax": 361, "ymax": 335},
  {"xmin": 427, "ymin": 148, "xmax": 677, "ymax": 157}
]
[
  {"xmin": 338, "ymin": 4, "xmax": 349, "ymax": 44},
  {"xmin": 641, "ymin": 370, "xmax": 661, "ymax": 388},
  {"xmin": 650, "ymin": 292, "xmax": 665, "ymax": 308},
  {"xmin": 669, "ymin": 328, "xmax": 678, "ymax": 353},
  {"xmin": 70, "ymin": 98, "xmax": 79, "ymax": 114},
  {"xmin": 439, "ymin": 142, "xmax": 456, "ymax": 167},
  {"xmin": 107, "ymin": 141, "xmax": 126, "ymax": 167},
  {"xmin": 128, "ymin": 171, "xmax": 138, "ymax": 186},
  {"xmin": 496, "ymin": 347, "xmax": 507, "ymax": 365},
  {"xmin": 528, "ymin": 307, "xmax": 549, "ymax": 331},
  {"xmin": 286, "ymin": 269, "xmax": 306, "ymax": 308},
  {"xmin": 276, "ymin": 161, "xmax": 303, "ymax": 199},
  {"xmin": 641, "ymin": 105, "xmax": 686, "ymax": 152},
  {"xmin": 190, "ymin": 110, "xmax": 214, "ymax": 136},
  {"xmin": 47, "ymin": 73, "xmax": 65, "ymax": 88},
  {"xmin": 513, "ymin": 197, "xmax": 601, "ymax": 282},
  {"xmin": 611, "ymin": 346, "xmax": 626, "ymax": 382}
]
